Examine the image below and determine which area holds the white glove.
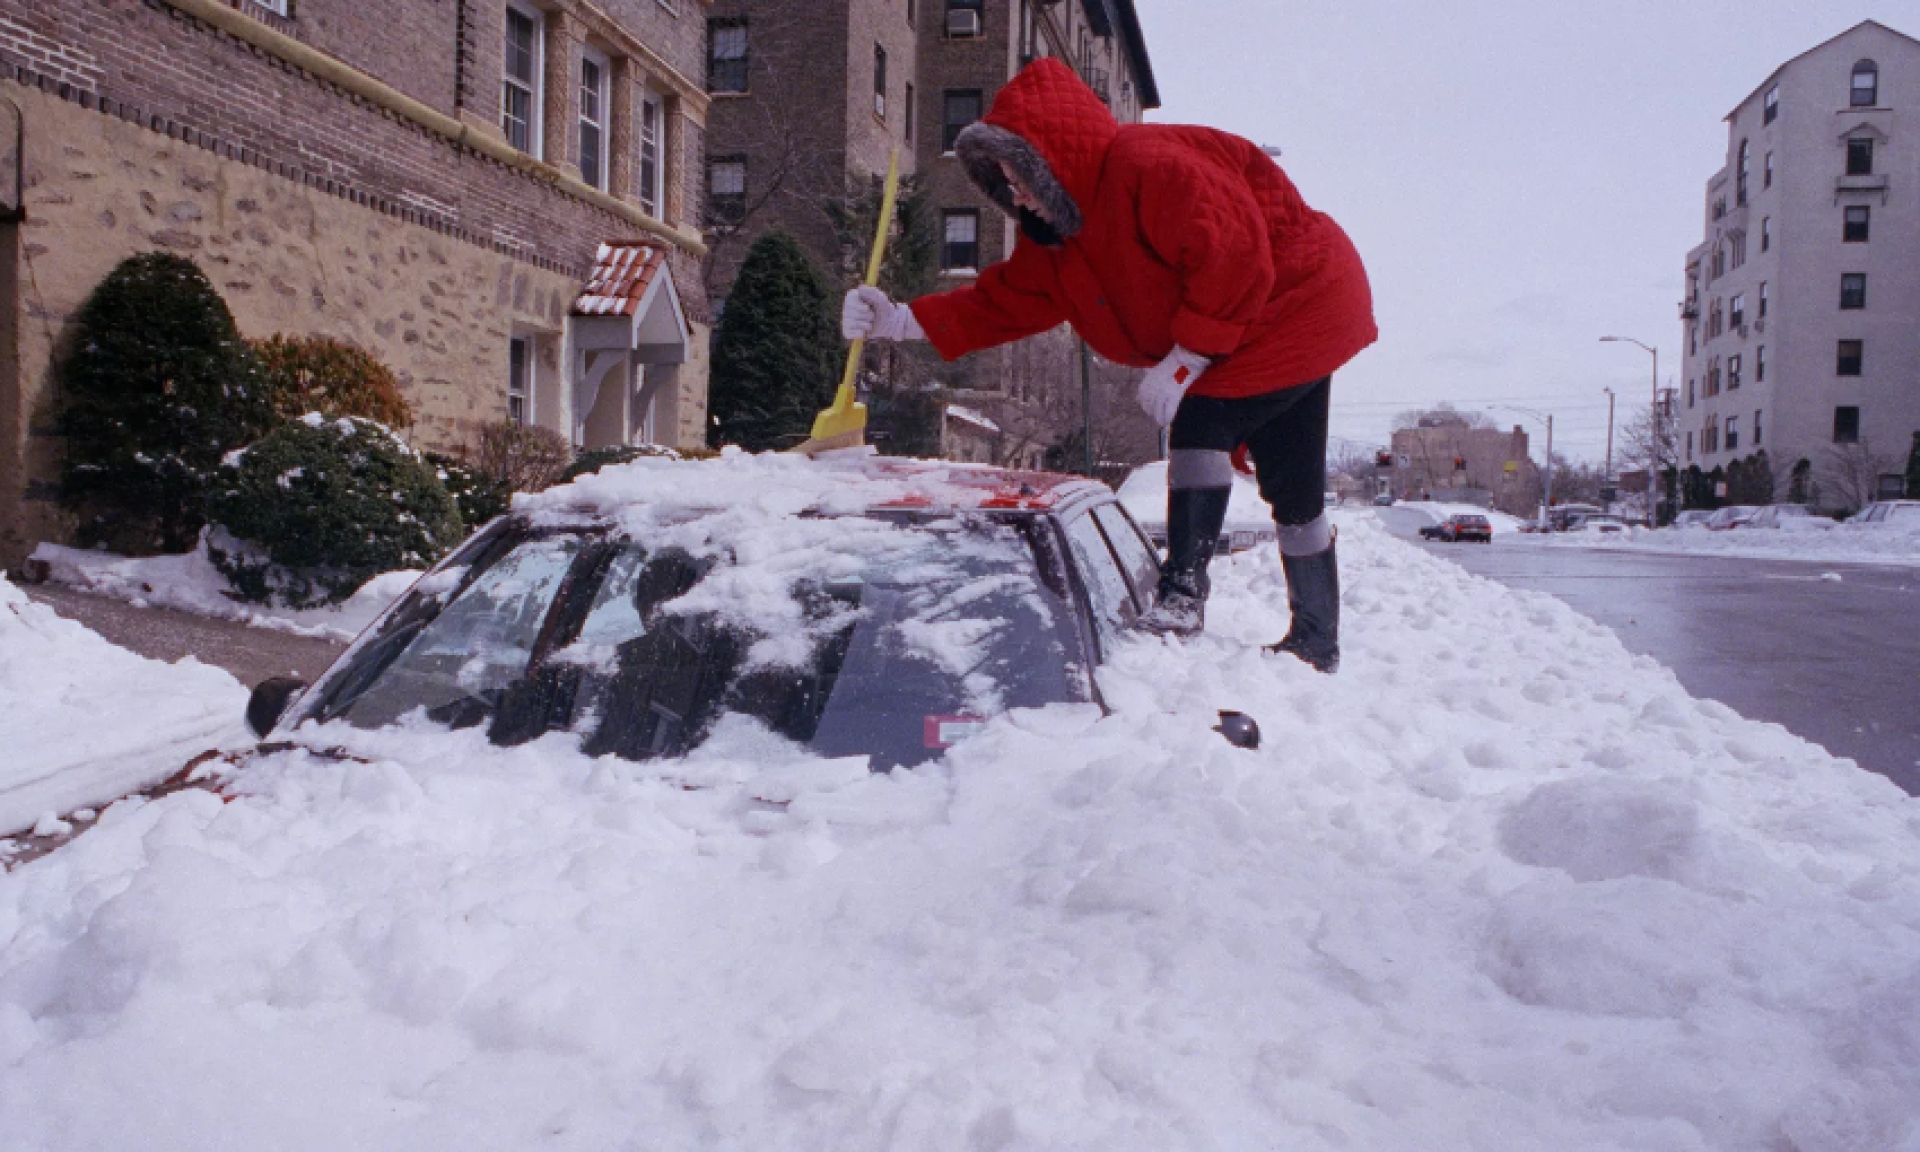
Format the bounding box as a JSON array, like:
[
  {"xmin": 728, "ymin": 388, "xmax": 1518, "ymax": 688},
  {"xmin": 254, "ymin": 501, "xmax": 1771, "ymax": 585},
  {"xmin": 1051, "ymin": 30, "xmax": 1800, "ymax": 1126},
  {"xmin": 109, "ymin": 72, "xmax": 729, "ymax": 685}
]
[
  {"xmin": 1136, "ymin": 346, "xmax": 1211, "ymax": 427},
  {"xmin": 841, "ymin": 286, "xmax": 923, "ymax": 342}
]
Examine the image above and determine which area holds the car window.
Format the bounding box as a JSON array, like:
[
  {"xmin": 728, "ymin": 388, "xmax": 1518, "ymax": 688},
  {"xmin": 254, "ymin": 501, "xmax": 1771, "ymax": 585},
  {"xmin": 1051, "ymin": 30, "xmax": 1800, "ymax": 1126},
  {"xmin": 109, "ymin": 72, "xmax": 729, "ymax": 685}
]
[
  {"xmin": 308, "ymin": 514, "xmax": 1092, "ymax": 770},
  {"xmin": 1062, "ymin": 510, "xmax": 1135, "ymax": 655},
  {"xmin": 1092, "ymin": 503, "xmax": 1159, "ymax": 603},
  {"xmin": 1887, "ymin": 505, "xmax": 1919, "ymax": 525}
]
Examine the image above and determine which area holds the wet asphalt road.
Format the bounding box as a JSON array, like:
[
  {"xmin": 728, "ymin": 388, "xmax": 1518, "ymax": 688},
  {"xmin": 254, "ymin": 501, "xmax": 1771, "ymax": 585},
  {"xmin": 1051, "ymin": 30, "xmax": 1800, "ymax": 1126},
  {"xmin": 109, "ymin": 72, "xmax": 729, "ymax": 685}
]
[
  {"xmin": 1375, "ymin": 507, "xmax": 1920, "ymax": 795},
  {"xmin": 20, "ymin": 582, "xmax": 347, "ymax": 690}
]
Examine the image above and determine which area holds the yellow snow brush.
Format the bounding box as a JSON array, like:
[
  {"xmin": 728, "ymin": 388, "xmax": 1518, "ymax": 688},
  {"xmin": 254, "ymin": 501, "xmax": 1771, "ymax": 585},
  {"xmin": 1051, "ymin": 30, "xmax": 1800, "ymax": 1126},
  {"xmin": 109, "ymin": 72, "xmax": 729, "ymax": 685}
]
[{"xmin": 793, "ymin": 148, "xmax": 901, "ymax": 456}]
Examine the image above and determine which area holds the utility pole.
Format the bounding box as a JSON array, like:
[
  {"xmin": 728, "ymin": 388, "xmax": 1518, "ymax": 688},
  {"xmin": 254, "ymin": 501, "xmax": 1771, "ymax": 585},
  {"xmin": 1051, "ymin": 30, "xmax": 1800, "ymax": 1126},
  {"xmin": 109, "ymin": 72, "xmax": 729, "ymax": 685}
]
[
  {"xmin": 1078, "ymin": 339, "xmax": 1094, "ymax": 477},
  {"xmin": 1601, "ymin": 336, "xmax": 1659, "ymax": 523},
  {"xmin": 1602, "ymin": 387, "xmax": 1616, "ymax": 482}
]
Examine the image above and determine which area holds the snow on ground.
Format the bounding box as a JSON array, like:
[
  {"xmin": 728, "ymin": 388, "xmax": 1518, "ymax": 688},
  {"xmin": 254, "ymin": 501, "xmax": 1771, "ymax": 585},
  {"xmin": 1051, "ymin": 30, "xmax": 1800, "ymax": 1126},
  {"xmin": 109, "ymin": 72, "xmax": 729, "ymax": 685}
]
[
  {"xmin": 0, "ymin": 577, "xmax": 250, "ymax": 838},
  {"xmin": 30, "ymin": 534, "xmax": 421, "ymax": 643},
  {"xmin": 1527, "ymin": 517, "xmax": 1920, "ymax": 568},
  {"xmin": 1392, "ymin": 500, "xmax": 1530, "ymax": 535},
  {"xmin": 3, "ymin": 505, "xmax": 1920, "ymax": 1149}
]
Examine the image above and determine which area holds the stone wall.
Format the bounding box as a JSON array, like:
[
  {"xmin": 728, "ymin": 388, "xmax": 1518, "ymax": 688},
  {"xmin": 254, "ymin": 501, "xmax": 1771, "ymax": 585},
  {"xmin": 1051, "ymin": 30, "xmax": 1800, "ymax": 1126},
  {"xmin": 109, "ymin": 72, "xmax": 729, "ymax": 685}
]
[{"xmin": 0, "ymin": 81, "xmax": 710, "ymax": 566}]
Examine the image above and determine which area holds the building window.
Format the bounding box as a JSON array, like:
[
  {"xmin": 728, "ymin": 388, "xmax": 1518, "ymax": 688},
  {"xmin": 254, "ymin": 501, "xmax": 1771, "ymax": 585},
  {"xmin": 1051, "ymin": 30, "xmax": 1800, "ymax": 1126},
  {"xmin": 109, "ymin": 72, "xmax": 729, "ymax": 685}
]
[
  {"xmin": 942, "ymin": 90, "xmax": 982, "ymax": 152},
  {"xmin": 1728, "ymin": 354, "xmax": 1742, "ymax": 391},
  {"xmin": 509, "ymin": 335, "xmax": 532, "ymax": 424},
  {"xmin": 1730, "ymin": 233, "xmax": 1746, "ymax": 269},
  {"xmin": 1706, "ymin": 417, "xmax": 1719, "ymax": 454},
  {"xmin": 1725, "ymin": 416, "xmax": 1739, "ymax": 451},
  {"xmin": 1851, "ymin": 60, "xmax": 1878, "ymax": 107},
  {"xmin": 1707, "ymin": 359, "xmax": 1720, "ymax": 397},
  {"xmin": 1834, "ymin": 406, "xmax": 1860, "ymax": 444},
  {"xmin": 1711, "ymin": 246, "xmax": 1725, "ymax": 279},
  {"xmin": 1736, "ymin": 140, "xmax": 1749, "ymax": 204},
  {"xmin": 1764, "ymin": 150, "xmax": 1773, "ymax": 189},
  {"xmin": 1836, "ymin": 340, "xmax": 1863, "ymax": 376},
  {"xmin": 907, "ymin": 0, "xmax": 916, "ymax": 24},
  {"xmin": 1687, "ymin": 378, "xmax": 1695, "ymax": 407},
  {"xmin": 1760, "ymin": 216, "xmax": 1770, "ymax": 252},
  {"xmin": 579, "ymin": 53, "xmax": 607, "ymax": 190},
  {"xmin": 708, "ymin": 20, "xmax": 748, "ymax": 93},
  {"xmin": 941, "ymin": 209, "xmax": 979, "ymax": 271},
  {"xmin": 503, "ymin": 5, "xmax": 542, "ymax": 155},
  {"xmin": 1840, "ymin": 273, "xmax": 1866, "ymax": 310},
  {"xmin": 873, "ymin": 44, "xmax": 887, "ymax": 119},
  {"xmin": 904, "ymin": 83, "xmax": 915, "ymax": 142},
  {"xmin": 1754, "ymin": 409, "xmax": 1763, "ymax": 446},
  {"xmin": 1758, "ymin": 281, "xmax": 1768, "ymax": 318},
  {"xmin": 1843, "ymin": 205, "xmax": 1870, "ymax": 242},
  {"xmin": 946, "ymin": 0, "xmax": 984, "ymax": 38},
  {"xmin": 708, "ymin": 156, "xmax": 746, "ymax": 225},
  {"xmin": 1686, "ymin": 431, "xmax": 1694, "ymax": 461},
  {"xmin": 1846, "ymin": 137, "xmax": 1873, "ymax": 176},
  {"xmin": 1729, "ymin": 293, "xmax": 1744, "ymax": 329},
  {"xmin": 638, "ymin": 93, "xmax": 662, "ymax": 218},
  {"xmin": 1756, "ymin": 346, "xmax": 1765, "ymax": 382},
  {"xmin": 1763, "ymin": 85, "xmax": 1778, "ymax": 124}
]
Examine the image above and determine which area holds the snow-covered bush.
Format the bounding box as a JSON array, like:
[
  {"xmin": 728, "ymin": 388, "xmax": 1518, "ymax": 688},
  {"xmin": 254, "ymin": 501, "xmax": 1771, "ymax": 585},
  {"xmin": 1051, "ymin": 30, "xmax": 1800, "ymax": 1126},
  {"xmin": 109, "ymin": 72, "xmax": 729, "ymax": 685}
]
[
  {"xmin": 558, "ymin": 442, "xmax": 681, "ymax": 483},
  {"xmin": 253, "ymin": 334, "xmax": 413, "ymax": 428},
  {"xmin": 207, "ymin": 415, "xmax": 462, "ymax": 607},
  {"xmin": 56, "ymin": 252, "xmax": 274, "ymax": 554},
  {"xmin": 424, "ymin": 451, "xmax": 512, "ymax": 531}
]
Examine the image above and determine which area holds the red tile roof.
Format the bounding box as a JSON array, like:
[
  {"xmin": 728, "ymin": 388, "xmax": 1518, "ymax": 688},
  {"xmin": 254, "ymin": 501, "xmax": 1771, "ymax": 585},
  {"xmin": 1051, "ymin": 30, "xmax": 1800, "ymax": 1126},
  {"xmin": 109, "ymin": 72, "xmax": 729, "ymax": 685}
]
[{"xmin": 572, "ymin": 241, "xmax": 668, "ymax": 317}]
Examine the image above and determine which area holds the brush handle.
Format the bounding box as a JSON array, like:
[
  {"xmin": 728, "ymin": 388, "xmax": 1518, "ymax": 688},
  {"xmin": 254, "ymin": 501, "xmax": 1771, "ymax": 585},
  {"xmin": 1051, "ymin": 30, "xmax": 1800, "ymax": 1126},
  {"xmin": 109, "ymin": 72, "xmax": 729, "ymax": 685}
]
[{"xmin": 826, "ymin": 149, "xmax": 901, "ymax": 417}]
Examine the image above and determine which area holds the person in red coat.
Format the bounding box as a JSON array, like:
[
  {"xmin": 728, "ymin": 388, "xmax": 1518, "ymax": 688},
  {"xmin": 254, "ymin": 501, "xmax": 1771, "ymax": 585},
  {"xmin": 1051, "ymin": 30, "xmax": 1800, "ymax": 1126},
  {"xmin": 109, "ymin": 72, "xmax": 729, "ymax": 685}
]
[{"xmin": 842, "ymin": 59, "xmax": 1375, "ymax": 672}]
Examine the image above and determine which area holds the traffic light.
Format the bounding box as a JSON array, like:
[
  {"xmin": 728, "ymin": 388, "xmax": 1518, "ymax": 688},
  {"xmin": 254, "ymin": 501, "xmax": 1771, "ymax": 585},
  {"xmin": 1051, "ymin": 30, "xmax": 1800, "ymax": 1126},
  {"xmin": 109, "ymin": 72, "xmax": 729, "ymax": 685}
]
[
  {"xmin": 1454, "ymin": 456, "xmax": 1466, "ymax": 471},
  {"xmin": 1375, "ymin": 450, "xmax": 1394, "ymax": 468}
]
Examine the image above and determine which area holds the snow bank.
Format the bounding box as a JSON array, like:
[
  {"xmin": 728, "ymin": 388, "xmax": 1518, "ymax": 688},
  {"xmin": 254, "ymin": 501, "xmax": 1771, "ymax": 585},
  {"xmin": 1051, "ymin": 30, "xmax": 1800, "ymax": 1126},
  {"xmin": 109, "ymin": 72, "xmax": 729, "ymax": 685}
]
[
  {"xmin": 1530, "ymin": 517, "xmax": 1920, "ymax": 567},
  {"xmin": 1115, "ymin": 460, "xmax": 1274, "ymax": 531},
  {"xmin": 2, "ymin": 505, "xmax": 1919, "ymax": 1149},
  {"xmin": 29, "ymin": 534, "xmax": 420, "ymax": 643},
  {"xmin": 0, "ymin": 577, "xmax": 250, "ymax": 837}
]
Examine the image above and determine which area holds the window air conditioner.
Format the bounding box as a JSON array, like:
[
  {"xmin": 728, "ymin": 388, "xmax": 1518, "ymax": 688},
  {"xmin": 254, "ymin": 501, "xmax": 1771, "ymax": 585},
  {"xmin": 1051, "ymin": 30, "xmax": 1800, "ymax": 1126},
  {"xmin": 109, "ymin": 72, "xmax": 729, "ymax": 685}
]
[{"xmin": 947, "ymin": 8, "xmax": 981, "ymax": 36}]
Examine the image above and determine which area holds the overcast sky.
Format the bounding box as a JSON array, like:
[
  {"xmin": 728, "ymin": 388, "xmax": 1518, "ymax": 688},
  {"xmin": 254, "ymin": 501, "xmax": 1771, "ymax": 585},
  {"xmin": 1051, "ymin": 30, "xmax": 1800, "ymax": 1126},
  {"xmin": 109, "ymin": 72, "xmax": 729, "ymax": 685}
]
[{"xmin": 1132, "ymin": 0, "xmax": 1913, "ymax": 465}]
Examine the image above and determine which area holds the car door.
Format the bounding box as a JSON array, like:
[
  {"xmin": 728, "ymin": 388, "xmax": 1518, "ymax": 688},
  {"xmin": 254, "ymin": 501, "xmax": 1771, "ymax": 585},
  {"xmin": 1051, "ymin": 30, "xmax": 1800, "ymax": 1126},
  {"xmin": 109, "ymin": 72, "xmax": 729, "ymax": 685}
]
[
  {"xmin": 1092, "ymin": 502, "xmax": 1161, "ymax": 609},
  {"xmin": 1059, "ymin": 506, "xmax": 1143, "ymax": 661}
]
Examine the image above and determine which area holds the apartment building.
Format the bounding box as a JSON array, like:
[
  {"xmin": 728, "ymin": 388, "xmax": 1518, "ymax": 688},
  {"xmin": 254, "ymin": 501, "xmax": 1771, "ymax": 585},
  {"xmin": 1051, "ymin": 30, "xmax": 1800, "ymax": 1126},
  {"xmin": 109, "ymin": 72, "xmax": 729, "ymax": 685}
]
[
  {"xmin": 1387, "ymin": 417, "xmax": 1538, "ymax": 516},
  {"xmin": 1679, "ymin": 20, "xmax": 1920, "ymax": 509},
  {"xmin": 0, "ymin": 0, "xmax": 713, "ymax": 567},
  {"xmin": 700, "ymin": 0, "xmax": 1159, "ymax": 466}
]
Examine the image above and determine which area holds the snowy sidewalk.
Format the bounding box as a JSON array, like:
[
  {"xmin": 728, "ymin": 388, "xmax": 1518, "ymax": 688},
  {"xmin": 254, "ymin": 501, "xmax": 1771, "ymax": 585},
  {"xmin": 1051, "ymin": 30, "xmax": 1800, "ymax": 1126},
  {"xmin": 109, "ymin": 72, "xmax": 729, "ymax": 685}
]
[{"xmin": 1, "ymin": 514, "xmax": 1916, "ymax": 1149}]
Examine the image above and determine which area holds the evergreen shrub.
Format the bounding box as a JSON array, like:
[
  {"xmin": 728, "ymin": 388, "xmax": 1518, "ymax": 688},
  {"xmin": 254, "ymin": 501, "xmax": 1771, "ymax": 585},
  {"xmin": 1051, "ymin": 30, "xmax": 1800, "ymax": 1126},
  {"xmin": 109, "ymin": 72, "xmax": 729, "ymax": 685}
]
[
  {"xmin": 558, "ymin": 443, "xmax": 680, "ymax": 483},
  {"xmin": 207, "ymin": 415, "xmax": 463, "ymax": 607},
  {"xmin": 57, "ymin": 252, "xmax": 275, "ymax": 553},
  {"xmin": 254, "ymin": 334, "xmax": 413, "ymax": 427},
  {"xmin": 708, "ymin": 232, "xmax": 838, "ymax": 451},
  {"xmin": 425, "ymin": 451, "xmax": 513, "ymax": 530}
]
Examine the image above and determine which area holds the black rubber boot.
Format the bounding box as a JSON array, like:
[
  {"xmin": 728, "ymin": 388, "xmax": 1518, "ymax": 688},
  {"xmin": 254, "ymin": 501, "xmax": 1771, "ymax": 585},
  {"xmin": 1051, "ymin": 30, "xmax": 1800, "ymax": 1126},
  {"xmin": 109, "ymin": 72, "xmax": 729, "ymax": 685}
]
[
  {"xmin": 1137, "ymin": 486, "xmax": 1231, "ymax": 637},
  {"xmin": 1265, "ymin": 535, "xmax": 1340, "ymax": 672}
]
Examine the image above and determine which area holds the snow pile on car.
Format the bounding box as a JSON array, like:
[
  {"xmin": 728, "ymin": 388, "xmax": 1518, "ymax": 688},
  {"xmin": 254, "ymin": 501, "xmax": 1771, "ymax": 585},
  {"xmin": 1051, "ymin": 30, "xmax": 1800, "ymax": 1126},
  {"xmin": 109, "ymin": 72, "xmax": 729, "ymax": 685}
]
[
  {"xmin": 2, "ymin": 462, "xmax": 1919, "ymax": 1150},
  {"xmin": 0, "ymin": 577, "xmax": 249, "ymax": 837}
]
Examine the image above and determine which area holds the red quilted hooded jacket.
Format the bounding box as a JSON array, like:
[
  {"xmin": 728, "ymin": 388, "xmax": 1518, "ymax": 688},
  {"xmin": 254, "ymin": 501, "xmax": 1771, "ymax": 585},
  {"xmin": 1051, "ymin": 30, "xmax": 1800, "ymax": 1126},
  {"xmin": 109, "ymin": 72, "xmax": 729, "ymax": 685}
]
[{"xmin": 910, "ymin": 59, "xmax": 1376, "ymax": 399}]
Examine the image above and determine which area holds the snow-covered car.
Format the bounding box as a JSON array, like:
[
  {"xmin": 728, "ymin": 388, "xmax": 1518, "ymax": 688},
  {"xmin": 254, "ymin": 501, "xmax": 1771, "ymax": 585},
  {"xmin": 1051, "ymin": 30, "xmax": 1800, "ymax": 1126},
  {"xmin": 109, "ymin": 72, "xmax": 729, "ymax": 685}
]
[
  {"xmin": 1372, "ymin": 492, "xmax": 1395, "ymax": 506},
  {"xmin": 1418, "ymin": 514, "xmax": 1492, "ymax": 543},
  {"xmin": 1671, "ymin": 509, "xmax": 1715, "ymax": 528},
  {"xmin": 1116, "ymin": 460, "xmax": 1277, "ymax": 555},
  {"xmin": 1565, "ymin": 514, "xmax": 1630, "ymax": 535},
  {"xmin": 1849, "ymin": 499, "xmax": 1920, "ymax": 526},
  {"xmin": 1703, "ymin": 505, "xmax": 1762, "ymax": 530},
  {"xmin": 1744, "ymin": 504, "xmax": 1833, "ymax": 530},
  {"xmin": 243, "ymin": 457, "xmax": 1172, "ymax": 774}
]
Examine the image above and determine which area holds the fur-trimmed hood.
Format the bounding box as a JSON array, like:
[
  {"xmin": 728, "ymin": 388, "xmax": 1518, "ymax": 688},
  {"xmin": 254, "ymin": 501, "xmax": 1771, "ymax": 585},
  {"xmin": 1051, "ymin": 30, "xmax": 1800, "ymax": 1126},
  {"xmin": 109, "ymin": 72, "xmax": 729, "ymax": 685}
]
[{"xmin": 955, "ymin": 59, "xmax": 1119, "ymax": 244}]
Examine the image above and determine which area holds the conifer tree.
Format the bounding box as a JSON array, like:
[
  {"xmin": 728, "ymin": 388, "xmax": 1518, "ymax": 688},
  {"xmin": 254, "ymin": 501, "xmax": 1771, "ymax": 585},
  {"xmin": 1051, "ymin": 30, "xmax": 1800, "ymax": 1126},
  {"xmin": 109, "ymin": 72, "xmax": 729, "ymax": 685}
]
[
  {"xmin": 707, "ymin": 233, "xmax": 838, "ymax": 451},
  {"xmin": 58, "ymin": 253, "xmax": 274, "ymax": 552}
]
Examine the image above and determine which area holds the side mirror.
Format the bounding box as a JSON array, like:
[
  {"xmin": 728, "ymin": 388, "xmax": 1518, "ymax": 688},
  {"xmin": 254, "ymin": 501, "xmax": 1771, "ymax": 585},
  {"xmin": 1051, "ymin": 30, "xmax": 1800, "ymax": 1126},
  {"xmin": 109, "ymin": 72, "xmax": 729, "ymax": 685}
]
[
  {"xmin": 1214, "ymin": 710, "xmax": 1260, "ymax": 750},
  {"xmin": 246, "ymin": 677, "xmax": 309, "ymax": 738}
]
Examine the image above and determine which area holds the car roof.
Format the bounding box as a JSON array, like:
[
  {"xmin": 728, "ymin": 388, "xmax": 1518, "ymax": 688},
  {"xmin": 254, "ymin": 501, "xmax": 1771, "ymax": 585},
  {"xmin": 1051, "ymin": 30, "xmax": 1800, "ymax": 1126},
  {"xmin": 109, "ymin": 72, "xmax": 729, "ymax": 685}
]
[{"xmin": 524, "ymin": 453, "xmax": 1116, "ymax": 522}]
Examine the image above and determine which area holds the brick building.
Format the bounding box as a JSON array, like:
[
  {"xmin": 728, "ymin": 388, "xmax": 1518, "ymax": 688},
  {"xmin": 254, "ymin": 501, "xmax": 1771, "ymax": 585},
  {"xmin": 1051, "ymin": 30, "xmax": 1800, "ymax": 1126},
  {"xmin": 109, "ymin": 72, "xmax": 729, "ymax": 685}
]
[
  {"xmin": 0, "ymin": 0, "xmax": 715, "ymax": 567},
  {"xmin": 1388, "ymin": 416, "xmax": 1539, "ymax": 516},
  {"xmin": 700, "ymin": 0, "xmax": 1160, "ymax": 467}
]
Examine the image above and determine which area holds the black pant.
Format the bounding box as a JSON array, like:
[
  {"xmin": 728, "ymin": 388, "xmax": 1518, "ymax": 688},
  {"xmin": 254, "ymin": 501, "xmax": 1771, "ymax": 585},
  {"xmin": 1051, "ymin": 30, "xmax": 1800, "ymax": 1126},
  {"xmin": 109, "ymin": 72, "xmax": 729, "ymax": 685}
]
[{"xmin": 1168, "ymin": 377, "xmax": 1329, "ymax": 526}]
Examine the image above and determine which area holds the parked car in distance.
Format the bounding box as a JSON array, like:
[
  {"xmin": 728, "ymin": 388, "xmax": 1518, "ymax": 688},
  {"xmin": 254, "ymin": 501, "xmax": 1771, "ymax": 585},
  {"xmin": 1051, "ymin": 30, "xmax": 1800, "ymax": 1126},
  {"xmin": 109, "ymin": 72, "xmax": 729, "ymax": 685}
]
[
  {"xmin": 1849, "ymin": 500, "xmax": 1920, "ymax": 526},
  {"xmin": 1117, "ymin": 461, "xmax": 1277, "ymax": 555},
  {"xmin": 1565, "ymin": 514, "xmax": 1630, "ymax": 535},
  {"xmin": 1744, "ymin": 504, "xmax": 1833, "ymax": 530},
  {"xmin": 1704, "ymin": 505, "xmax": 1762, "ymax": 530},
  {"xmin": 1419, "ymin": 514, "xmax": 1493, "ymax": 543},
  {"xmin": 1546, "ymin": 504, "xmax": 1605, "ymax": 532},
  {"xmin": 1672, "ymin": 510, "xmax": 1715, "ymax": 529},
  {"xmin": 1373, "ymin": 492, "xmax": 1396, "ymax": 506}
]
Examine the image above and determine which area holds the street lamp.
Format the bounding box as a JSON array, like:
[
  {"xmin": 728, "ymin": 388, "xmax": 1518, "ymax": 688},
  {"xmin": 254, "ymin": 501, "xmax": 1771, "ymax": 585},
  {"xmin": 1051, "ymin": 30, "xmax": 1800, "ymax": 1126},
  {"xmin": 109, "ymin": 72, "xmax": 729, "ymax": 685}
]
[
  {"xmin": 1600, "ymin": 336, "xmax": 1659, "ymax": 523},
  {"xmin": 1488, "ymin": 404, "xmax": 1554, "ymax": 527}
]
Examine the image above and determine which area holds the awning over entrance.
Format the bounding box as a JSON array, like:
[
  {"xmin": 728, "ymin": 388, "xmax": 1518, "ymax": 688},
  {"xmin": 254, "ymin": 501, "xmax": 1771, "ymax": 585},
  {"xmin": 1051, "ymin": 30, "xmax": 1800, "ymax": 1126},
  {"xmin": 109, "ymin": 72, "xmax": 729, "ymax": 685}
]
[
  {"xmin": 569, "ymin": 241, "xmax": 689, "ymax": 448},
  {"xmin": 571, "ymin": 241, "xmax": 688, "ymax": 363}
]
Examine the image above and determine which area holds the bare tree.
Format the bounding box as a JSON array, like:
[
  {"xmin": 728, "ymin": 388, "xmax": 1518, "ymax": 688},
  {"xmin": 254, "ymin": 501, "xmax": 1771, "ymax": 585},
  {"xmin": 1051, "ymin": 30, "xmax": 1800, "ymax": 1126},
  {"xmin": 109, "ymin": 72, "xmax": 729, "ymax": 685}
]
[
  {"xmin": 1390, "ymin": 403, "xmax": 1497, "ymax": 432},
  {"xmin": 1818, "ymin": 438, "xmax": 1899, "ymax": 513}
]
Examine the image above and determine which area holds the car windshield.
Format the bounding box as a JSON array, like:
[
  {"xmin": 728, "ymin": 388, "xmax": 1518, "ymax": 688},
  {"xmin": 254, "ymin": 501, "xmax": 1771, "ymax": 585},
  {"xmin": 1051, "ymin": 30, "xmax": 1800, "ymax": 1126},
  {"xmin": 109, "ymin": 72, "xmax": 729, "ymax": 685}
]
[
  {"xmin": 302, "ymin": 513, "xmax": 1091, "ymax": 769},
  {"xmin": 1888, "ymin": 505, "xmax": 1920, "ymax": 525}
]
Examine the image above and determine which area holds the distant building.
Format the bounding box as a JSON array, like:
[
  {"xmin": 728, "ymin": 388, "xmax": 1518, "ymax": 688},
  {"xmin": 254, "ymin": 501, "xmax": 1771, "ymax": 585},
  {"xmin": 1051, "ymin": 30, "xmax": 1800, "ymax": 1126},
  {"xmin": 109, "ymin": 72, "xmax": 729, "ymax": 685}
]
[
  {"xmin": 941, "ymin": 402, "xmax": 999, "ymax": 463},
  {"xmin": 699, "ymin": 0, "xmax": 1160, "ymax": 466},
  {"xmin": 0, "ymin": 0, "xmax": 713, "ymax": 568},
  {"xmin": 1679, "ymin": 20, "xmax": 1920, "ymax": 510},
  {"xmin": 1388, "ymin": 416, "xmax": 1537, "ymax": 516}
]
